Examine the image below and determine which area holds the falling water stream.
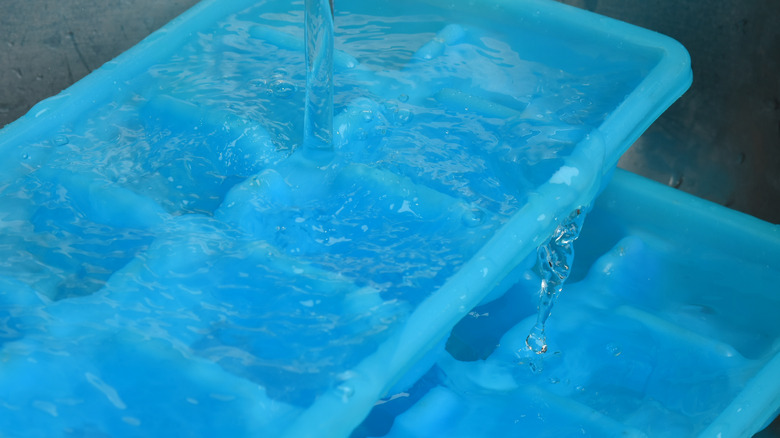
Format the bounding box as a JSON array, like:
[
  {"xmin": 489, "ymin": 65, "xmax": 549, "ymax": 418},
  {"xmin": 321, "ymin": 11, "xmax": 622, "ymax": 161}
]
[
  {"xmin": 303, "ymin": 0, "xmax": 335, "ymax": 152},
  {"xmin": 522, "ymin": 208, "xmax": 588, "ymax": 372}
]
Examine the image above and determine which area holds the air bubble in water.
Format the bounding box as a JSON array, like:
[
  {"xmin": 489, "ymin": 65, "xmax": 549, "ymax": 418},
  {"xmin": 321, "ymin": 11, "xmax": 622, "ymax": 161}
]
[
  {"xmin": 249, "ymin": 78, "xmax": 267, "ymax": 89},
  {"xmin": 52, "ymin": 135, "xmax": 69, "ymax": 146},
  {"xmin": 398, "ymin": 93, "xmax": 409, "ymax": 103},
  {"xmin": 606, "ymin": 343, "xmax": 622, "ymax": 356},
  {"xmin": 270, "ymin": 80, "xmax": 296, "ymax": 98},
  {"xmin": 461, "ymin": 207, "xmax": 485, "ymax": 227}
]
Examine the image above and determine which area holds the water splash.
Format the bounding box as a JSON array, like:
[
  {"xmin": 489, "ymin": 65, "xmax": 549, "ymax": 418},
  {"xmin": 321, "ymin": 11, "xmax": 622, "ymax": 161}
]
[
  {"xmin": 521, "ymin": 207, "xmax": 588, "ymax": 372},
  {"xmin": 303, "ymin": 0, "xmax": 334, "ymax": 152}
]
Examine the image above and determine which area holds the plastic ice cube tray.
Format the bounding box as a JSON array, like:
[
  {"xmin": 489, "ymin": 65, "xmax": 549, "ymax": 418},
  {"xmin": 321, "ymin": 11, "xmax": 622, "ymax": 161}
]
[
  {"xmin": 362, "ymin": 169, "xmax": 780, "ymax": 438},
  {"xmin": 0, "ymin": 0, "xmax": 691, "ymax": 436}
]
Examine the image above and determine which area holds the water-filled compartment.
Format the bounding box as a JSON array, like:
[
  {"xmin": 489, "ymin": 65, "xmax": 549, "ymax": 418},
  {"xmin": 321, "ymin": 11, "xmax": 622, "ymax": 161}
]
[
  {"xmin": 0, "ymin": 152, "xmax": 160, "ymax": 300},
  {"xmin": 216, "ymin": 160, "xmax": 499, "ymax": 306},
  {"xmin": 98, "ymin": 215, "xmax": 405, "ymax": 408},
  {"xmin": 353, "ymin": 170, "xmax": 780, "ymax": 438}
]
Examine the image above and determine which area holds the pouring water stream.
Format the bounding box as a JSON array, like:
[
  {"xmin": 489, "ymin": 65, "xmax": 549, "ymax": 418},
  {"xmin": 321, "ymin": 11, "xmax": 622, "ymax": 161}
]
[{"xmin": 303, "ymin": 0, "xmax": 335, "ymax": 152}]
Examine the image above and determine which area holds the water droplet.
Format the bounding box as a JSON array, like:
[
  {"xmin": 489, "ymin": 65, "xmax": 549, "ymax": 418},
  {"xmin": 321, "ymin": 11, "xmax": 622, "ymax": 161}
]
[
  {"xmin": 398, "ymin": 93, "xmax": 409, "ymax": 103},
  {"xmin": 461, "ymin": 207, "xmax": 485, "ymax": 227},
  {"xmin": 249, "ymin": 78, "xmax": 267, "ymax": 89},
  {"xmin": 528, "ymin": 359, "xmax": 544, "ymax": 373},
  {"xmin": 270, "ymin": 80, "xmax": 296, "ymax": 98},
  {"xmin": 606, "ymin": 343, "xmax": 622, "ymax": 356},
  {"xmin": 395, "ymin": 108, "xmax": 412, "ymax": 124},
  {"xmin": 21, "ymin": 153, "xmax": 30, "ymax": 160},
  {"xmin": 667, "ymin": 173, "xmax": 683, "ymax": 189},
  {"xmin": 525, "ymin": 325, "xmax": 547, "ymax": 354},
  {"xmin": 336, "ymin": 384, "xmax": 355, "ymax": 402},
  {"xmin": 52, "ymin": 135, "xmax": 69, "ymax": 146},
  {"xmin": 360, "ymin": 109, "xmax": 373, "ymax": 123},
  {"xmin": 122, "ymin": 416, "xmax": 141, "ymax": 426}
]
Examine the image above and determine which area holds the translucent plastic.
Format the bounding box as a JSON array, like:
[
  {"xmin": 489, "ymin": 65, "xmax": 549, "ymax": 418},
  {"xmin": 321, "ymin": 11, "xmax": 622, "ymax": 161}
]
[{"xmin": 369, "ymin": 170, "xmax": 780, "ymax": 438}]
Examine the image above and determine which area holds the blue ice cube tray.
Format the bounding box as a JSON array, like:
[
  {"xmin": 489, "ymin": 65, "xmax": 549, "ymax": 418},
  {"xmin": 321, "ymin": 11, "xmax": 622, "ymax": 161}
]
[
  {"xmin": 362, "ymin": 169, "xmax": 780, "ymax": 438},
  {"xmin": 0, "ymin": 0, "xmax": 692, "ymax": 436}
]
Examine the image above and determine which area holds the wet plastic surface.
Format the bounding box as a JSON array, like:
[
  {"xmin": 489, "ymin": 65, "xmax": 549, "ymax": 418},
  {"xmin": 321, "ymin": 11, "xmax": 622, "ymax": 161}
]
[
  {"xmin": 0, "ymin": 0, "xmax": 691, "ymax": 436},
  {"xmin": 357, "ymin": 169, "xmax": 780, "ymax": 438}
]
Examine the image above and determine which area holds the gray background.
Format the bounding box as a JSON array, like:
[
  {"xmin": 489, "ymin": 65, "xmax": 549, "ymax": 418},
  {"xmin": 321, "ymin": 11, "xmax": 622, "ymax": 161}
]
[
  {"xmin": 0, "ymin": 0, "xmax": 778, "ymax": 436},
  {"xmin": 560, "ymin": 0, "xmax": 780, "ymax": 224},
  {"xmin": 1, "ymin": 0, "xmax": 778, "ymax": 223},
  {"xmin": 0, "ymin": 0, "xmax": 199, "ymax": 124}
]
